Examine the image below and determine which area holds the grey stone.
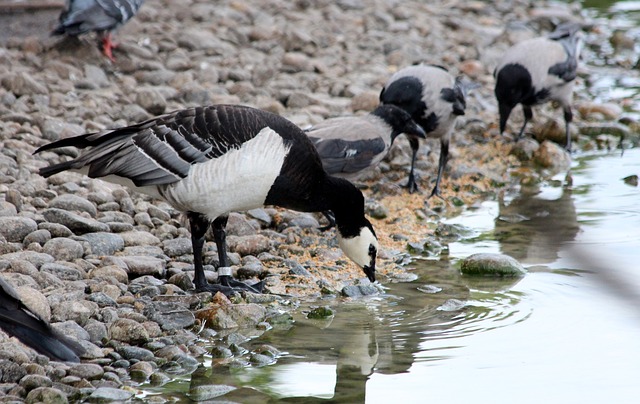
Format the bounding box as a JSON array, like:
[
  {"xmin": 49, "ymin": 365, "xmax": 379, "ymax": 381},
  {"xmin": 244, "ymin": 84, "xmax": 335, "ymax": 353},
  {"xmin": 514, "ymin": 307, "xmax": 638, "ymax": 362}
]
[
  {"xmin": 162, "ymin": 238, "xmax": 192, "ymax": 257},
  {"xmin": 0, "ymin": 360, "xmax": 27, "ymax": 383},
  {"xmin": 80, "ymin": 232, "xmax": 124, "ymax": 256},
  {"xmin": 51, "ymin": 300, "xmax": 94, "ymax": 325},
  {"xmin": 88, "ymin": 386, "xmax": 133, "ymax": 402},
  {"xmin": 25, "ymin": 386, "xmax": 68, "ymax": 404},
  {"xmin": 341, "ymin": 284, "xmax": 380, "ymax": 297},
  {"xmin": 43, "ymin": 209, "xmax": 110, "ymax": 234},
  {"xmin": 119, "ymin": 256, "xmax": 166, "ymax": 277},
  {"xmin": 20, "ymin": 374, "xmax": 53, "ymax": 392},
  {"xmin": 41, "ymin": 263, "xmax": 84, "ymax": 281},
  {"xmin": 117, "ymin": 346, "xmax": 155, "ymax": 361},
  {"xmin": 43, "ymin": 238, "xmax": 84, "ymax": 261},
  {"xmin": 0, "ymin": 217, "xmax": 37, "ymax": 242},
  {"xmin": 23, "ymin": 229, "xmax": 52, "ymax": 246},
  {"xmin": 227, "ymin": 235, "xmax": 271, "ymax": 256},
  {"xmin": 188, "ymin": 384, "xmax": 237, "ymax": 401},
  {"xmin": 49, "ymin": 194, "xmax": 97, "ymax": 217},
  {"xmin": 109, "ymin": 319, "xmax": 149, "ymax": 344},
  {"xmin": 0, "ymin": 201, "xmax": 17, "ymax": 217},
  {"xmin": 143, "ymin": 301, "xmax": 195, "ymax": 331},
  {"xmin": 1, "ymin": 251, "xmax": 54, "ymax": 268},
  {"xmin": 38, "ymin": 222, "xmax": 73, "ymax": 238}
]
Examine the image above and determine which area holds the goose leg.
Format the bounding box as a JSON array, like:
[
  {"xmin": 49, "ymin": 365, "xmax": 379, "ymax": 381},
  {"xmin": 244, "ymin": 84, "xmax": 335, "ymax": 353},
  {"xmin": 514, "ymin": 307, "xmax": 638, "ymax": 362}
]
[{"xmin": 188, "ymin": 213, "xmax": 263, "ymax": 296}]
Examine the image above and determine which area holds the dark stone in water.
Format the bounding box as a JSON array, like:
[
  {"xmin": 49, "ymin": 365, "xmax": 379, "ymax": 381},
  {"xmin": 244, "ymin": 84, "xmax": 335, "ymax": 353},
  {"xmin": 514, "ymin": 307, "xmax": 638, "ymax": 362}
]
[{"xmin": 460, "ymin": 253, "xmax": 527, "ymax": 277}]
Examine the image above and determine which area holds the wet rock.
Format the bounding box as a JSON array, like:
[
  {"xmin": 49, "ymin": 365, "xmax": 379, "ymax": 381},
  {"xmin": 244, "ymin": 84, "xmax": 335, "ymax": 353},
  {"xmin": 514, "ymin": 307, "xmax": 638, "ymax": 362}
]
[
  {"xmin": 284, "ymin": 259, "xmax": 312, "ymax": 277},
  {"xmin": 460, "ymin": 253, "xmax": 527, "ymax": 277},
  {"xmin": 532, "ymin": 140, "xmax": 572, "ymax": 173},
  {"xmin": 435, "ymin": 223, "xmax": 476, "ymax": 241},
  {"xmin": 623, "ymin": 175, "xmax": 638, "ymax": 187},
  {"xmin": 87, "ymin": 387, "xmax": 134, "ymax": 402},
  {"xmin": 341, "ymin": 284, "xmax": 380, "ymax": 297},
  {"xmin": 510, "ymin": 137, "xmax": 540, "ymax": 161},
  {"xmin": 407, "ymin": 238, "xmax": 444, "ymax": 256},
  {"xmin": 306, "ymin": 306, "xmax": 334, "ymax": 319},
  {"xmin": 0, "ymin": 217, "xmax": 37, "ymax": 242},
  {"xmin": 188, "ymin": 384, "xmax": 237, "ymax": 401},
  {"xmin": 195, "ymin": 303, "xmax": 267, "ymax": 330},
  {"xmin": 129, "ymin": 361, "xmax": 154, "ymax": 381},
  {"xmin": 579, "ymin": 122, "xmax": 630, "ymax": 139}
]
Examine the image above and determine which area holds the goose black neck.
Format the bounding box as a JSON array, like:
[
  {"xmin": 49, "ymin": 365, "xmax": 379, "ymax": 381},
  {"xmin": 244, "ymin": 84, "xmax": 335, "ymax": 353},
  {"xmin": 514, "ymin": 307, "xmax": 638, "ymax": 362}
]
[{"xmin": 322, "ymin": 176, "xmax": 369, "ymax": 238}]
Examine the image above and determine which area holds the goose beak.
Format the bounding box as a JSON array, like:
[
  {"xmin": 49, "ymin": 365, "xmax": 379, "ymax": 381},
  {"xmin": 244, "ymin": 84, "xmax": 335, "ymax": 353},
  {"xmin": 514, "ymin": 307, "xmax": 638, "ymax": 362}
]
[{"xmin": 363, "ymin": 264, "xmax": 376, "ymax": 283}]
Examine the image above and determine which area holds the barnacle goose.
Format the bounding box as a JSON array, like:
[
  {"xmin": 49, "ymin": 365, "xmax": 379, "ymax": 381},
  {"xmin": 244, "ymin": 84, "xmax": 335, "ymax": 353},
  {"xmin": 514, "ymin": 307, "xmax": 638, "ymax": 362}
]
[{"xmin": 35, "ymin": 105, "xmax": 379, "ymax": 295}]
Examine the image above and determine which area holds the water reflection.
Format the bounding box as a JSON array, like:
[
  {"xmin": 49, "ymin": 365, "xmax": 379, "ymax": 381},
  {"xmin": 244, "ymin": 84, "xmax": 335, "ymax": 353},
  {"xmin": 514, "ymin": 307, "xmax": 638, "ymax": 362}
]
[{"xmin": 495, "ymin": 179, "xmax": 579, "ymax": 264}]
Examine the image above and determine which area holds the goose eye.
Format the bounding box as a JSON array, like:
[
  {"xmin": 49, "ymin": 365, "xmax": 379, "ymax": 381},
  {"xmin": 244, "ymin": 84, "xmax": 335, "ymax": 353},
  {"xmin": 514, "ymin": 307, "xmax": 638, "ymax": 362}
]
[{"xmin": 368, "ymin": 244, "xmax": 377, "ymax": 257}]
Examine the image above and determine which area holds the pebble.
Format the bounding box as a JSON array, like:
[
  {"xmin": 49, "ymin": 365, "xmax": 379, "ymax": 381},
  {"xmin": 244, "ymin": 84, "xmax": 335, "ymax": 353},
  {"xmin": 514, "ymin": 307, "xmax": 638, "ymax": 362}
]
[{"xmin": 460, "ymin": 253, "xmax": 527, "ymax": 277}]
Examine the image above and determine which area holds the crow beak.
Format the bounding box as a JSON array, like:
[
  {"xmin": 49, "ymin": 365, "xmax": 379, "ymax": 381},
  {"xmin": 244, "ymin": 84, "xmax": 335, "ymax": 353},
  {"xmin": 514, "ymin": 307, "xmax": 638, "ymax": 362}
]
[
  {"xmin": 408, "ymin": 122, "xmax": 427, "ymax": 139},
  {"xmin": 363, "ymin": 264, "xmax": 376, "ymax": 283}
]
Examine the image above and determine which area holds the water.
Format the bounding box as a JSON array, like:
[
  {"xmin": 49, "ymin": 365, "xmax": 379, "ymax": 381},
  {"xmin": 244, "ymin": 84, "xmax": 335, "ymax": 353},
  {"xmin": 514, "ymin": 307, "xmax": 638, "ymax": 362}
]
[{"xmin": 141, "ymin": 2, "xmax": 640, "ymax": 402}]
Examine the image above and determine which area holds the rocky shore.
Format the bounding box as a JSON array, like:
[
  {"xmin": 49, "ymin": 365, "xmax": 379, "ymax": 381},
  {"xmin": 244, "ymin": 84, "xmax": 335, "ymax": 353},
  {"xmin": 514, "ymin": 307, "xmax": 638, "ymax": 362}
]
[{"xmin": 0, "ymin": 0, "xmax": 637, "ymax": 402}]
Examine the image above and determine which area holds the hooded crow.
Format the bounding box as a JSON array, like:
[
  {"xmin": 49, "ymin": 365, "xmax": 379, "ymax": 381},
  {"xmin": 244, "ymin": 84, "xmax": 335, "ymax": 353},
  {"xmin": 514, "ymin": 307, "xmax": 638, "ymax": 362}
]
[
  {"xmin": 380, "ymin": 64, "xmax": 468, "ymax": 197},
  {"xmin": 494, "ymin": 23, "xmax": 582, "ymax": 150}
]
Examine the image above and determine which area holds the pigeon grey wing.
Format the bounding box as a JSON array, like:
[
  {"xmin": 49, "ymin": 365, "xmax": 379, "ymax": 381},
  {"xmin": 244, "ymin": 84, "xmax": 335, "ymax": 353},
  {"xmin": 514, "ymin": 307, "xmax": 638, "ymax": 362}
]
[
  {"xmin": 96, "ymin": 0, "xmax": 144, "ymax": 25},
  {"xmin": 54, "ymin": 0, "xmax": 118, "ymax": 34}
]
